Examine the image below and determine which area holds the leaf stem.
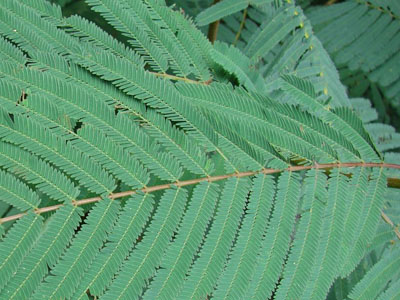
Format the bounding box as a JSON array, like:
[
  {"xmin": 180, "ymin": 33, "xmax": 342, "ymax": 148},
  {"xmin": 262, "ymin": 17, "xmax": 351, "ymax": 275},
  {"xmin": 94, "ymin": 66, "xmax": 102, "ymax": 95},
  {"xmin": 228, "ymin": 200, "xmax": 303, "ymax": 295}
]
[
  {"xmin": 1, "ymin": 162, "xmax": 400, "ymax": 227},
  {"xmin": 233, "ymin": 8, "xmax": 247, "ymax": 46}
]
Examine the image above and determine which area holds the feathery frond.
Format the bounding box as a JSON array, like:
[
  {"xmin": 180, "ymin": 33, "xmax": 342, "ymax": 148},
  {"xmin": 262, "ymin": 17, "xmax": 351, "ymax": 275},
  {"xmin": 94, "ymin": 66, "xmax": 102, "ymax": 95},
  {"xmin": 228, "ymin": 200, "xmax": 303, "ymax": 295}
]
[
  {"xmin": 1, "ymin": 205, "xmax": 82, "ymax": 300},
  {"xmin": 0, "ymin": 0, "xmax": 398, "ymax": 299},
  {"xmin": 307, "ymin": 0, "xmax": 400, "ymax": 122},
  {"xmin": 245, "ymin": 171, "xmax": 301, "ymax": 299},
  {"xmin": 32, "ymin": 198, "xmax": 119, "ymax": 300},
  {"xmin": 0, "ymin": 212, "xmax": 42, "ymax": 293},
  {"xmin": 348, "ymin": 247, "xmax": 400, "ymax": 300}
]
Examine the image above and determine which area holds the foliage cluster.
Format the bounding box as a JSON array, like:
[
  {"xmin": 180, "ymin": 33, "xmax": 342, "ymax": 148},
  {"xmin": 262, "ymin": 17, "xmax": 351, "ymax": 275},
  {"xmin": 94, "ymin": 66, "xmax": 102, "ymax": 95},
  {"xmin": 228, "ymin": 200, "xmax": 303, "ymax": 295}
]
[{"xmin": 0, "ymin": 0, "xmax": 399, "ymax": 299}]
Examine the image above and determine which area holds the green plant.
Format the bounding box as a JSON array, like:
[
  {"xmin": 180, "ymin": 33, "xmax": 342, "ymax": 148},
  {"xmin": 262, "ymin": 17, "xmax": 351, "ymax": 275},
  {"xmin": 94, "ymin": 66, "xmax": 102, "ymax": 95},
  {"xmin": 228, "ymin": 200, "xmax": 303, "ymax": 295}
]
[
  {"xmin": 306, "ymin": 0, "xmax": 400, "ymax": 128},
  {"xmin": 0, "ymin": 0, "xmax": 399, "ymax": 299}
]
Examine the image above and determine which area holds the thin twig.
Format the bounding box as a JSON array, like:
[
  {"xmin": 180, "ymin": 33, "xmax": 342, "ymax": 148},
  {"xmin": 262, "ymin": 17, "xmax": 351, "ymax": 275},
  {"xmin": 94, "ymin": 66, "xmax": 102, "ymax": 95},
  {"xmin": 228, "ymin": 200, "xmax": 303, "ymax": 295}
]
[
  {"xmin": 207, "ymin": 0, "xmax": 221, "ymax": 43},
  {"xmin": 233, "ymin": 8, "xmax": 247, "ymax": 46},
  {"xmin": 1, "ymin": 162, "xmax": 400, "ymax": 226}
]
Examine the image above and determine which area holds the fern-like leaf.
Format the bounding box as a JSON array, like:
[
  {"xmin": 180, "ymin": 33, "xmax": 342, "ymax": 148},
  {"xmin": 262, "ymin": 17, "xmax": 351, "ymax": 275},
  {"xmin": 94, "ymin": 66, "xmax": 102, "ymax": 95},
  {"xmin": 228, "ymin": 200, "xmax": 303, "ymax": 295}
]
[
  {"xmin": 300, "ymin": 168, "xmax": 349, "ymax": 300},
  {"xmin": 32, "ymin": 198, "xmax": 119, "ymax": 299},
  {"xmin": 341, "ymin": 167, "xmax": 387, "ymax": 276},
  {"xmin": 178, "ymin": 177, "xmax": 251, "ymax": 299},
  {"xmin": 75, "ymin": 124, "xmax": 150, "ymax": 189},
  {"xmin": 211, "ymin": 41, "xmax": 266, "ymax": 92},
  {"xmin": 280, "ymin": 74, "xmax": 380, "ymax": 161},
  {"xmin": 213, "ymin": 174, "xmax": 275, "ymax": 299},
  {"xmin": 0, "ymin": 142, "xmax": 80, "ymax": 202},
  {"xmin": 376, "ymin": 277, "xmax": 400, "ymax": 300},
  {"xmin": 1, "ymin": 205, "xmax": 82, "ymax": 300},
  {"xmin": 102, "ymin": 187, "xmax": 188, "ymax": 300},
  {"xmin": 0, "ymin": 212, "xmax": 42, "ymax": 293},
  {"xmin": 0, "ymin": 110, "xmax": 116, "ymax": 195},
  {"xmin": 0, "ymin": 169, "xmax": 41, "ymax": 211},
  {"xmin": 85, "ymin": 0, "xmax": 168, "ymax": 73},
  {"xmin": 72, "ymin": 193, "xmax": 155, "ymax": 298},
  {"xmin": 245, "ymin": 6, "xmax": 302, "ymax": 60},
  {"xmin": 143, "ymin": 182, "xmax": 219, "ymax": 300},
  {"xmin": 0, "ymin": 36, "xmax": 26, "ymax": 66},
  {"xmin": 245, "ymin": 171, "xmax": 301, "ymax": 299},
  {"xmin": 274, "ymin": 169, "xmax": 328, "ymax": 300},
  {"xmin": 196, "ymin": 0, "xmax": 248, "ymax": 26},
  {"xmin": 348, "ymin": 247, "xmax": 400, "ymax": 300},
  {"xmin": 0, "ymin": 1, "xmax": 397, "ymax": 299},
  {"xmin": 339, "ymin": 167, "xmax": 369, "ymax": 271}
]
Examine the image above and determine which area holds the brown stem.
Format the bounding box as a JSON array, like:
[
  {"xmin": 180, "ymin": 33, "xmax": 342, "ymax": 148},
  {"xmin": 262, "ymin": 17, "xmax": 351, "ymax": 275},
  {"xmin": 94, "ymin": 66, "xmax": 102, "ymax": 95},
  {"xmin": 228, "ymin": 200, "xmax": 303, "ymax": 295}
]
[
  {"xmin": 387, "ymin": 177, "xmax": 400, "ymax": 188},
  {"xmin": 207, "ymin": 0, "xmax": 221, "ymax": 43},
  {"xmin": 1, "ymin": 162, "xmax": 400, "ymax": 226}
]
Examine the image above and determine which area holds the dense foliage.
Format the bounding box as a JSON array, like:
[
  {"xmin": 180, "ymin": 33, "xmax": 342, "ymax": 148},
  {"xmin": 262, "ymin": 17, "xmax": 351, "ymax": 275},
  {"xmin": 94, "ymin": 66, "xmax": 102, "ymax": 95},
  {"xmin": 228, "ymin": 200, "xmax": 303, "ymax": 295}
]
[{"xmin": 0, "ymin": 0, "xmax": 399, "ymax": 299}]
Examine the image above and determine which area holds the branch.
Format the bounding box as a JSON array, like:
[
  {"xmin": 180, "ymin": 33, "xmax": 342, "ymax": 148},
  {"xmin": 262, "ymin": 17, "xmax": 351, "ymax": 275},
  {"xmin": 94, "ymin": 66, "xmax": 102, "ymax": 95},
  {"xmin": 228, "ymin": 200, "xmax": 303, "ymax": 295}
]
[
  {"xmin": 1, "ymin": 162, "xmax": 400, "ymax": 227},
  {"xmin": 207, "ymin": 0, "xmax": 221, "ymax": 43},
  {"xmin": 388, "ymin": 177, "xmax": 400, "ymax": 188}
]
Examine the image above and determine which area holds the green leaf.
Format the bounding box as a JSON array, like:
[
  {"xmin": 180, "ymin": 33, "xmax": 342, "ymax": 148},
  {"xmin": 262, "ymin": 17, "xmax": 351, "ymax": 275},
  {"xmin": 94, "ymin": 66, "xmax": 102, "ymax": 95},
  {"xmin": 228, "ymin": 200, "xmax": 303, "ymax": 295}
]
[
  {"xmin": 32, "ymin": 198, "xmax": 120, "ymax": 300},
  {"xmin": 102, "ymin": 187, "xmax": 188, "ymax": 300},
  {"xmin": 0, "ymin": 212, "xmax": 42, "ymax": 293},
  {"xmin": 196, "ymin": 0, "xmax": 248, "ymax": 27},
  {"xmin": 2, "ymin": 205, "xmax": 82, "ymax": 300},
  {"xmin": 143, "ymin": 182, "xmax": 219, "ymax": 300},
  {"xmin": 376, "ymin": 277, "xmax": 400, "ymax": 300},
  {"xmin": 280, "ymin": 74, "xmax": 380, "ymax": 161},
  {"xmin": 0, "ymin": 142, "xmax": 80, "ymax": 203},
  {"xmin": 275, "ymin": 169, "xmax": 328, "ymax": 300},
  {"xmin": 348, "ymin": 247, "xmax": 400, "ymax": 300},
  {"xmin": 0, "ymin": 169, "xmax": 41, "ymax": 211},
  {"xmin": 300, "ymin": 169, "xmax": 349, "ymax": 300},
  {"xmin": 245, "ymin": 171, "xmax": 301, "ymax": 299},
  {"xmin": 341, "ymin": 167, "xmax": 387, "ymax": 276},
  {"xmin": 178, "ymin": 177, "xmax": 251, "ymax": 299},
  {"xmin": 211, "ymin": 41, "xmax": 265, "ymax": 92},
  {"xmin": 213, "ymin": 174, "xmax": 275, "ymax": 299},
  {"xmin": 72, "ymin": 193, "xmax": 154, "ymax": 298}
]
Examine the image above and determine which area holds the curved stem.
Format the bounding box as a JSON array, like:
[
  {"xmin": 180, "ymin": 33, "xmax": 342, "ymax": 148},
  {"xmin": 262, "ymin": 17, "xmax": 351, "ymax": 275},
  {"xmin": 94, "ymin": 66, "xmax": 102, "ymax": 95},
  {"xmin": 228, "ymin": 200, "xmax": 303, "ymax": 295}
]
[{"xmin": 1, "ymin": 162, "xmax": 400, "ymax": 226}]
